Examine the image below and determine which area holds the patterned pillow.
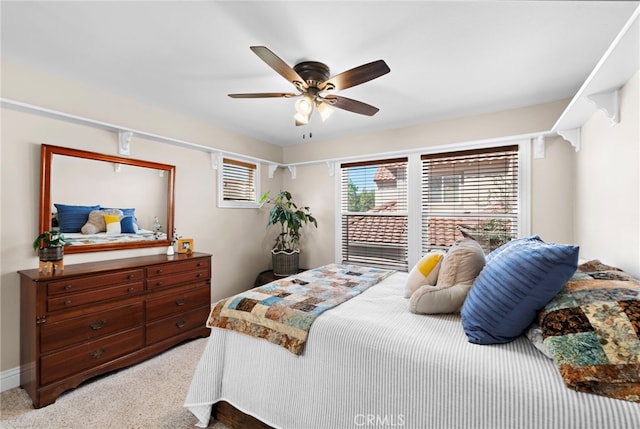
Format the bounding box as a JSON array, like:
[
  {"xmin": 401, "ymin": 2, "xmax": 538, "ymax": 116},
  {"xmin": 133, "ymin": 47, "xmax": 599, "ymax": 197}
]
[
  {"xmin": 538, "ymin": 267, "xmax": 640, "ymax": 401},
  {"xmin": 54, "ymin": 203, "xmax": 100, "ymax": 233},
  {"xmin": 461, "ymin": 236, "xmax": 579, "ymax": 344}
]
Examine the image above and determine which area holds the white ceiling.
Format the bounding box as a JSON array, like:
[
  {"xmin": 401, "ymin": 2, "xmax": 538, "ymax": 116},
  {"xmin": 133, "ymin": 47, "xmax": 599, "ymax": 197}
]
[{"xmin": 1, "ymin": 1, "xmax": 638, "ymax": 147}]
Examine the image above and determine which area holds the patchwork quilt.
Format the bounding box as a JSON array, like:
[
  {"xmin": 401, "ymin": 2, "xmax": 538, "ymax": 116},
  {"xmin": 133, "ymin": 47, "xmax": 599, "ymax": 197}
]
[
  {"xmin": 207, "ymin": 263, "xmax": 395, "ymax": 355},
  {"xmin": 538, "ymin": 261, "xmax": 640, "ymax": 402}
]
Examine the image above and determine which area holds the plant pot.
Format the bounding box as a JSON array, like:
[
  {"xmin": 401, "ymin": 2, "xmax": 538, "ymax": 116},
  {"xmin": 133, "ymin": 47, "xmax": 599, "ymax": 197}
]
[
  {"xmin": 39, "ymin": 246, "xmax": 64, "ymax": 262},
  {"xmin": 272, "ymin": 249, "xmax": 300, "ymax": 276}
]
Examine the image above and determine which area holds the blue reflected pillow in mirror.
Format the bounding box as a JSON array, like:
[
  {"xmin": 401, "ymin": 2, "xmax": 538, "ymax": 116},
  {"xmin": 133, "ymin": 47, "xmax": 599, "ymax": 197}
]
[
  {"xmin": 54, "ymin": 203, "xmax": 101, "ymax": 233},
  {"xmin": 120, "ymin": 216, "xmax": 138, "ymax": 234}
]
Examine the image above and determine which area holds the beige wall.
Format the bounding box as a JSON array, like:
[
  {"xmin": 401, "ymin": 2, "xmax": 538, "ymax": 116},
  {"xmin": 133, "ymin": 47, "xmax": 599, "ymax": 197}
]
[
  {"xmin": 0, "ymin": 62, "xmax": 284, "ymax": 374},
  {"xmin": 575, "ymin": 70, "xmax": 640, "ymax": 278},
  {"xmin": 4, "ymin": 59, "xmax": 636, "ymax": 380}
]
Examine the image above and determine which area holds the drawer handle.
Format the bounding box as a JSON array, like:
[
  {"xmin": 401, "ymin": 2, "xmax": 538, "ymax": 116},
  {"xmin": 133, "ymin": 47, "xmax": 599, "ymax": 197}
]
[
  {"xmin": 156, "ymin": 269, "xmax": 163, "ymax": 274},
  {"xmin": 64, "ymin": 300, "xmax": 72, "ymax": 306},
  {"xmin": 91, "ymin": 348, "xmax": 106, "ymax": 359},
  {"xmin": 175, "ymin": 298, "xmax": 186, "ymax": 306},
  {"xmin": 176, "ymin": 320, "xmax": 186, "ymax": 328},
  {"xmin": 64, "ymin": 284, "xmax": 73, "ymax": 290},
  {"xmin": 196, "ymin": 273, "xmax": 203, "ymax": 278},
  {"xmin": 197, "ymin": 262, "xmax": 202, "ymax": 267},
  {"xmin": 128, "ymin": 287, "xmax": 135, "ymax": 293},
  {"xmin": 156, "ymin": 281, "xmax": 163, "ymax": 287},
  {"xmin": 127, "ymin": 274, "xmax": 135, "ymax": 280},
  {"xmin": 90, "ymin": 319, "xmax": 106, "ymax": 330}
]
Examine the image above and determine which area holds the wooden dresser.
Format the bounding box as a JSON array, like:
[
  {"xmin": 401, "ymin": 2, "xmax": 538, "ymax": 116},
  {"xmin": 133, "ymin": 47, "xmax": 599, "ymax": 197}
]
[{"xmin": 18, "ymin": 252, "xmax": 211, "ymax": 408}]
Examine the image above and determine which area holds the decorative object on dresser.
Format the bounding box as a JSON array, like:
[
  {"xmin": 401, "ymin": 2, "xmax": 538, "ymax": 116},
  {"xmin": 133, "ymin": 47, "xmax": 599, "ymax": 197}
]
[
  {"xmin": 33, "ymin": 230, "xmax": 66, "ymax": 273},
  {"xmin": 259, "ymin": 190, "xmax": 317, "ymax": 276},
  {"xmin": 18, "ymin": 252, "xmax": 211, "ymax": 408},
  {"xmin": 177, "ymin": 238, "xmax": 194, "ymax": 254}
]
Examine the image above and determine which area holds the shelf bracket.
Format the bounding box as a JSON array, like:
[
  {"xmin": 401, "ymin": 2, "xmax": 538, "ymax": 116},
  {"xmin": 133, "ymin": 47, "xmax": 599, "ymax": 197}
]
[
  {"xmin": 118, "ymin": 131, "xmax": 133, "ymax": 156},
  {"xmin": 210, "ymin": 152, "xmax": 221, "ymax": 170},
  {"xmin": 267, "ymin": 164, "xmax": 278, "ymax": 179},
  {"xmin": 587, "ymin": 88, "xmax": 620, "ymax": 126},
  {"xmin": 533, "ymin": 135, "xmax": 545, "ymax": 159},
  {"xmin": 326, "ymin": 161, "xmax": 335, "ymax": 176},
  {"xmin": 288, "ymin": 165, "xmax": 297, "ymax": 179},
  {"xmin": 557, "ymin": 128, "xmax": 581, "ymax": 152}
]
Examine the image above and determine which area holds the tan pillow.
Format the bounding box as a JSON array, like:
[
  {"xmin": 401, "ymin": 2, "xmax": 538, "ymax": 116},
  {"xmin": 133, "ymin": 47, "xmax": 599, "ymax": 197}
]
[
  {"xmin": 81, "ymin": 208, "xmax": 122, "ymax": 234},
  {"xmin": 435, "ymin": 238, "xmax": 486, "ymax": 287},
  {"xmin": 409, "ymin": 238, "xmax": 485, "ymax": 314},
  {"xmin": 404, "ymin": 251, "xmax": 445, "ymax": 298}
]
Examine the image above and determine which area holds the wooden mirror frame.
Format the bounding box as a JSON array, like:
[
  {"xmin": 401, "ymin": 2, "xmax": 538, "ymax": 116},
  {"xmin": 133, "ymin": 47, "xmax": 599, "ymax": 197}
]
[{"xmin": 39, "ymin": 144, "xmax": 175, "ymax": 254}]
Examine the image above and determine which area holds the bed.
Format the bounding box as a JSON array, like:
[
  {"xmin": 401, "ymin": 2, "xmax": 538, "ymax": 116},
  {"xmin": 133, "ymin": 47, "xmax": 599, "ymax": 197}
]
[{"xmin": 184, "ymin": 258, "xmax": 640, "ymax": 429}]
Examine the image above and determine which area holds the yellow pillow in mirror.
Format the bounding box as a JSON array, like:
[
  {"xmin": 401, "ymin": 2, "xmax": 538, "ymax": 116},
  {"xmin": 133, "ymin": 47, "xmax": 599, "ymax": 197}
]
[{"xmin": 103, "ymin": 214, "xmax": 121, "ymax": 235}]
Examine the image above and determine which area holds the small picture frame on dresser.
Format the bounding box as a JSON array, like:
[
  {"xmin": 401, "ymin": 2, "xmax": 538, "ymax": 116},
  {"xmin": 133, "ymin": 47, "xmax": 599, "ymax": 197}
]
[{"xmin": 177, "ymin": 238, "xmax": 194, "ymax": 254}]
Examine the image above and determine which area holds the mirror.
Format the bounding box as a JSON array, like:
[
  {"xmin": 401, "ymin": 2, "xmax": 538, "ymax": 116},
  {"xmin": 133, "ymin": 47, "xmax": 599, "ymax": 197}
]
[{"xmin": 39, "ymin": 144, "xmax": 175, "ymax": 254}]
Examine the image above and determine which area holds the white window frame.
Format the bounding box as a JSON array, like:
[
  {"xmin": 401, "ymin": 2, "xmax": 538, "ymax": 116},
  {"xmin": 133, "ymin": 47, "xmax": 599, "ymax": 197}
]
[
  {"xmin": 217, "ymin": 156, "xmax": 261, "ymax": 209},
  {"xmin": 335, "ymin": 138, "xmax": 531, "ymax": 270}
]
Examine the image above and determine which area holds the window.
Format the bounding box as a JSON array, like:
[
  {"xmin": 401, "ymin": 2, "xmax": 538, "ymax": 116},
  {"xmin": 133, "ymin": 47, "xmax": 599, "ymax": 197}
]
[
  {"xmin": 218, "ymin": 157, "xmax": 260, "ymax": 208},
  {"xmin": 340, "ymin": 158, "xmax": 408, "ymax": 270},
  {"xmin": 421, "ymin": 146, "xmax": 519, "ymax": 254}
]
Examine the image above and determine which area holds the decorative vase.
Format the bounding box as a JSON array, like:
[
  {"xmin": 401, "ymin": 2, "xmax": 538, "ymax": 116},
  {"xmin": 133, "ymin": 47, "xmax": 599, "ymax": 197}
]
[
  {"xmin": 272, "ymin": 249, "xmax": 300, "ymax": 276},
  {"xmin": 166, "ymin": 245, "xmax": 175, "ymax": 256}
]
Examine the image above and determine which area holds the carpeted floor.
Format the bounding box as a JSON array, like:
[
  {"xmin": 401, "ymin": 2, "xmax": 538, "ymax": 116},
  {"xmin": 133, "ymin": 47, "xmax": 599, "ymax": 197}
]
[{"xmin": 0, "ymin": 337, "xmax": 228, "ymax": 429}]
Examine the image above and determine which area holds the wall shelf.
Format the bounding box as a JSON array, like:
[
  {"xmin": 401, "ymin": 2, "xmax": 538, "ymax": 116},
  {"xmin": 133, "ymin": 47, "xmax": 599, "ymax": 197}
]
[{"xmin": 552, "ymin": 6, "xmax": 639, "ymax": 149}]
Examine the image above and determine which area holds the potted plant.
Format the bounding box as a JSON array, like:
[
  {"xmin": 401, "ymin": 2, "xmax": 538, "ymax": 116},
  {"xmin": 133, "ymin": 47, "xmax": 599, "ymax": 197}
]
[
  {"xmin": 260, "ymin": 190, "xmax": 317, "ymax": 276},
  {"xmin": 33, "ymin": 230, "xmax": 66, "ymax": 262}
]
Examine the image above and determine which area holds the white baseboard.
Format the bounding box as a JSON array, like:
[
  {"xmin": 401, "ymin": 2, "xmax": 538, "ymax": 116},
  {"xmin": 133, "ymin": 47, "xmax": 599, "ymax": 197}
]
[{"xmin": 0, "ymin": 366, "xmax": 21, "ymax": 392}]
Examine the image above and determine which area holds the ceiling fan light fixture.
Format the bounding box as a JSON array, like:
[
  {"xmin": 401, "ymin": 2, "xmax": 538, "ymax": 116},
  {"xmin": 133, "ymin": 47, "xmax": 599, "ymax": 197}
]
[
  {"xmin": 317, "ymin": 101, "xmax": 334, "ymax": 122},
  {"xmin": 294, "ymin": 111, "xmax": 310, "ymax": 125},
  {"xmin": 295, "ymin": 96, "xmax": 313, "ymax": 115}
]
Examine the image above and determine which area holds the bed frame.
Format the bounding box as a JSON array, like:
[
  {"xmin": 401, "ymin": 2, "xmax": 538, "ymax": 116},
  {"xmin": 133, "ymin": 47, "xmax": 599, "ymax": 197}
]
[{"xmin": 213, "ymin": 402, "xmax": 272, "ymax": 429}]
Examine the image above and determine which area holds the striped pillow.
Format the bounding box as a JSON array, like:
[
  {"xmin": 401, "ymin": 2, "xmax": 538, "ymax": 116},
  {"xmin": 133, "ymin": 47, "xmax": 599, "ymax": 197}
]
[{"xmin": 461, "ymin": 236, "xmax": 579, "ymax": 345}]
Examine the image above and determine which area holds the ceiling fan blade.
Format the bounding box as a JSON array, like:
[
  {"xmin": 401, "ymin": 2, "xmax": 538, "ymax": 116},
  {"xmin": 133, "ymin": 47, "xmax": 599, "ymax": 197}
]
[
  {"xmin": 323, "ymin": 95, "xmax": 380, "ymax": 116},
  {"xmin": 319, "ymin": 60, "xmax": 390, "ymax": 92},
  {"xmin": 250, "ymin": 46, "xmax": 309, "ymax": 91},
  {"xmin": 228, "ymin": 92, "xmax": 297, "ymax": 98}
]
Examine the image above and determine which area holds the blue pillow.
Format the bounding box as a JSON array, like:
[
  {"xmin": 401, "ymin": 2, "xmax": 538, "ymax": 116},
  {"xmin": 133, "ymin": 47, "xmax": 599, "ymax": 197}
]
[
  {"xmin": 54, "ymin": 203, "xmax": 100, "ymax": 233},
  {"xmin": 484, "ymin": 235, "xmax": 541, "ymax": 264},
  {"xmin": 461, "ymin": 236, "xmax": 579, "ymax": 345},
  {"xmin": 120, "ymin": 216, "xmax": 138, "ymax": 234}
]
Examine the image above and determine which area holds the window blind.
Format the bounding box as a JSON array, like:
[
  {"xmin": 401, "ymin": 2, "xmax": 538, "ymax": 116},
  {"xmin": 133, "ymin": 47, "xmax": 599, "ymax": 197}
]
[
  {"xmin": 222, "ymin": 158, "xmax": 256, "ymax": 202},
  {"xmin": 340, "ymin": 158, "xmax": 408, "ymax": 270},
  {"xmin": 421, "ymin": 146, "xmax": 519, "ymax": 254}
]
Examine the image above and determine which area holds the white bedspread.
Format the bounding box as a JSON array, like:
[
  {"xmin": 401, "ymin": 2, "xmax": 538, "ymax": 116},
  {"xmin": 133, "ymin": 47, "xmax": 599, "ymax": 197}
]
[{"xmin": 184, "ymin": 272, "xmax": 640, "ymax": 429}]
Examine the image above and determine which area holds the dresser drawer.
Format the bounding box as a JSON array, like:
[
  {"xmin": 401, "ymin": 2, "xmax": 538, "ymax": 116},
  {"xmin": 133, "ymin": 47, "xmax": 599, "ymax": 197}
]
[
  {"xmin": 146, "ymin": 258, "xmax": 210, "ymax": 278},
  {"xmin": 146, "ymin": 270, "xmax": 208, "ymax": 291},
  {"xmin": 40, "ymin": 327, "xmax": 144, "ymax": 385},
  {"xmin": 47, "ymin": 282, "xmax": 143, "ymax": 312},
  {"xmin": 41, "ymin": 303, "xmax": 144, "ymax": 353},
  {"xmin": 47, "ymin": 269, "xmax": 144, "ymax": 296},
  {"xmin": 146, "ymin": 286, "xmax": 210, "ymax": 321},
  {"xmin": 146, "ymin": 306, "xmax": 210, "ymax": 345}
]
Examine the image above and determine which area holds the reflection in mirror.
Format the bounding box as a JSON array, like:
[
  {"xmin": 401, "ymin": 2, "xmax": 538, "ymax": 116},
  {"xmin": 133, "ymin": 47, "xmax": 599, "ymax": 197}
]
[{"xmin": 40, "ymin": 144, "xmax": 175, "ymax": 254}]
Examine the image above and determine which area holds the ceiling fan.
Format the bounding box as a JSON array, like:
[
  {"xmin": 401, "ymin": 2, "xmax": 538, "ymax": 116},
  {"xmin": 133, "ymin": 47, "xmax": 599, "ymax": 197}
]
[{"xmin": 228, "ymin": 46, "xmax": 391, "ymax": 126}]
